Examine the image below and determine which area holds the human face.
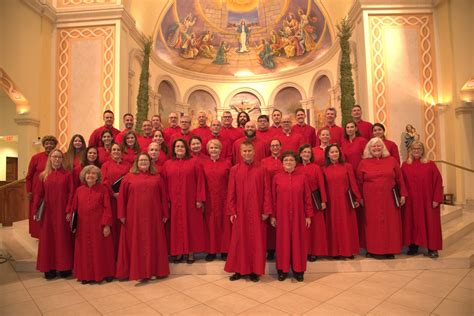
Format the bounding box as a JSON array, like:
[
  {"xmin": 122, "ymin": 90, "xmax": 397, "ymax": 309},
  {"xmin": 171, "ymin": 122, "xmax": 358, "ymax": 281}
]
[
  {"xmin": 328, "ymin": 146, "xmax": 340, "ymax": 163},
  {"xmin": 221, "ymin": 112, "xmax": 233, "ymax": 127},
  {"xmin": 124, "ymin": 115, "xmax": 134, "ymax": 130},
  {"xmin": 142, "ymin": 121, "xmax": 153, "ymax": 136},
  {"xmin": 111, "ymin": 144, "xmax": 122, "ymax": 161},
  {"xmin": 43, "ymin": 140, "xmax": 56, "ymax": 154},
  {"xmin": 370, "ymin": 141, "xmax": 384, "ymax": 158},
  {"xmin": 190, "ymin": 139, "xmax": 202, "ymax": 154},
  {"xmin": 210, "ymin": 120, "xmax": 221, "ymax": 135},
  {"xmin": 104, "ymin": 112, "xmax": 114, "ymax": 127},
  {"xmin": 137, "ymin": 155, "xmax": 150, "ymax": 172},
  {"xmin": 101, "ymin": 133, "xmax": 112, "ymax": 146},
  {"xmin": 411, "ymin": 145, "xmax": 424, "ymax": 160},
  {"xmin": 73, "ymin": 137, "xmax": 83, "ymax": 150},
  {"xmin": 351, "ymin": 107, "xmax": 361, "ymax": 120},
  {"xmin": 50, "ymin": 151, "xmax": 63, "ymax": 169},
  {"xmin": 180, "ymin": 117, "xmax": 191, "ymax": 132},
  {"xmin": 319, "ymin": 130, "xmax": 330, "ymax": 145},
  {"xmin": 125, "ymin": 134, "xmax": 136, "ymax": 147},
  {"xmin": 257, "ymin": 117, "xmax": 269, "ymax": 131},
  {"xmin": 281, "ymin": 116, "xmax": 292, "ymax": 133},
  {"xmin": 240, "ymin": 145, "xmax": 255, "ymax": 163},
  {"xmin": 87, "ymin": 148, "xmax": 98, "ymax": 163},
  {"xmin": 153, "ymin": 131, "xmax": 164, "ymax": 144},
  {"xmin": 174, "ymin": 141, "xmax": 186, "ymax": 158},
  {"xmin": 148, "ymin": 143, "xmax": 160, "ymax": 160},
  {"xmin": 272, "ymin": 111, "xmax": 282, "ymax": 125},
  {"xmin": 282, "ymin": 155, "xmax": 296, "ymax": 173},
  {"xmin": 325, "ymin": 109, "xmax": 336, "ymax": 124},
  {"xmin": 208, "ymin": 143, "xmax": 221, "ymax": 159},
  {"xmin": 238, "ymin": 113, "xmax": 248, "ymax": 127},
  {"xmin": 372, "ymin": 126, "xmax": 385, "ymax": 139},
  {"xmin": 85, "ymin": 171, "xmax": 98, "ymax": 187},
  {"xmin": 345, "ymin": 122, "xmax": 357, "ymax": 137},
  {"xmin": 296, "ymin": 111, "xmax": 305, "ymax": 124},
  {"xmin": 168, "ymin": 113, "xmax": 179, "ymax": 127},
  {"xmin": 300, "ymin": 147, "xmax": 312, "ymax": 163},
  {"xmin": 244, "ymin": 121, "xmax": 256, "ymax": 138},
  {"xmin": 270, "ymin": 140, "xmax": 281, "ymax": 157},
  {"xmin": 151, "ymin": 116, "xmax": 162, "ymax": 130},
  {"xmin": 197, "ymin": 112, "xmax": 207, "ymax": 126}
]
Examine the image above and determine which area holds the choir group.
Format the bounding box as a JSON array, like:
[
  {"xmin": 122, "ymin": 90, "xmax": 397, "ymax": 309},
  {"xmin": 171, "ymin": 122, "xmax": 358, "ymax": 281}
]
[{"xmin": 25, "ymin": 105, "xmax": 443, "ymax": 284}]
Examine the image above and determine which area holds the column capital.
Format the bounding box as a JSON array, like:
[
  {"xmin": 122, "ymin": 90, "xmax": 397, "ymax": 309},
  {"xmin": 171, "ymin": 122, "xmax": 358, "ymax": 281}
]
[
  {"xmin": 455, "ymin": 102, "xmax": 474, "ymax": 116},
  {"xmin": 14, "ymin": 117, "xmax": 40, "ymax": 127}
]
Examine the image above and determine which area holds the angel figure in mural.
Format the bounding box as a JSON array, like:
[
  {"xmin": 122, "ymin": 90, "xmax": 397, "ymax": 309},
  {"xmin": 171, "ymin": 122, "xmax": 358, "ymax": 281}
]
[
  {"xmin": 298, "ymin": 8, "xmax": 317, "ymax": 52},
  {"xmin": 180, "ymin": 32, "xmax": 200, "ymax": 59},
  {"xmin": 213, "ymin": 40, "xmax": 230, "ymax": 65},
  {"xmin": 198, "ymin": 31, "xmax": 215, "ymax": 59},
  {"xmin": 166, "ymin": 13, "xmax": 197, "ymax": 50},
  {"xmin": 403, "ymin": 124, "xmax": 420, "ymax": 150},
  {"xmin": 236, "ymin": 19, "xmax": 250, "ymax": 53},
  {"xmin": 257, "ymin": 39, "xmax": 275, "ymax": 69}
]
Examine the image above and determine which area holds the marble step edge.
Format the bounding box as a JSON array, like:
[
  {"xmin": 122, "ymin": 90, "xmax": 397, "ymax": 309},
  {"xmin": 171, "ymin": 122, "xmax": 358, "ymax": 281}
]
[
  {"xmin": 441, "ymin": 205, "xmax": 463, "ymax": 224},
  {"xmin": 442, "ymin": 215, "xmax": 474, "ymax": 248}
]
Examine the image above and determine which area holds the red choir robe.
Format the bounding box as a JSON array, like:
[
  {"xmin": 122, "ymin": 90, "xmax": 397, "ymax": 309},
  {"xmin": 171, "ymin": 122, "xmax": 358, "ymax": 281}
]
[
  {"xmin": 224, "ymin": 161, "xmax": 272, "ymax": 276},
  {"xmin": 296, "ymin": 163, "xmax": 328, "ymax": 256},
  {"xmin": 115, "ymin": 129, "xmax": 137, "ymax": 145},
  {"xmin": 261, "ymin": 156, "xmax": 283, "ymax": 251},
  {"xmin": 341, "ymin": 137, "xmax": 368, "ymax": 172},
  {"xmin": 292, "ymin": 124, "xmax": 317, "ymax": 147},
  {"xmin": 323, "ymin": 163, "xmax": 361, "ymax": 256},
  {"xmin": 153, "ymin": 150, "xmax": 169, "ymax": 169},
  {"xmin": 401, "ymin": 160, "xmax": 443, "ymax": 250},
  {"xmin": 312, "ymin": 146, "xmax": 326, "ymax": 167},
  {"xmin": 137, "ymin": 135, "xmax": 153, "ymax": 151},
  {"xmin": 316, "ymin": 124, "xmax": 344, "ymax": 146},
  {"xmin": 170, "ymin": 131, "xmax": 195, "ymax": 146},
  {"xmin": 88, "ymin": 125, "xmax": 120, "ymax": 148},
  {"xmin": 98, "ymin": 147, "xmax": 111, "ymax": 165},
  {"xmin": 26, "ymin": 151, "xmax": 49, "ymax": 238},
  {"xmin": 72, "ymin": 183, "xmax": 115, "ymax": 282},
  {"xmin": 355, "ymin": 120, "xmax": 373, "ymax": 140},
  {"xmin": 206, "ymin": 134, "xmax": 232, "ymax": 162},
  {"xmin": 383, "ymin": 139, "xmax": 401, "ymax": 164},
  {"xmin": 270, "ymin": 125, "xmax": 283, "ymax": 136},
  {"xmin": 191, "ymin": 126, "xmax": 212, "ymax": 141},
  {"xmin": 161, "ymin": 158, "xmax": 206, "ymax": 255},
  {"xmin": 72, "ymin": 164, "xmax": 83, "ymax": 189},
  {"xmin": 122, "ymin": 148, "xmax": 139, "ymax": 165},
  {"xmin": 32, "ymin": 169, "xmax": 74, "ymax": 272},
  {"xmin": 116, "ymin": 172, "xmax": 169, "ymax": 280},
  {"xmin": 163, "ymin": 126, "xmax": 182, "ymax": 148},
  {"xmin": 356, "ymin": 156, "xmax": 407, "ymax": 254},
  {"xmin": 272, "ymin": 171, "xmax": 313, "ymax": 273},
  {"xmin": 256, "ymin": 129, "xmax": 277, "ymax": 146},
  {"xmin": 220, "ymin": 126, "xmax": 243, "ymax": 144},
  {"xmin": 202, "ymin": 158, "xmax": 232, "ymax": 254},
  {"xmin": 277, "ymin": 132, "xmax": 305, "ymax": 153},
  {"xmin": 232, "ymin": 137, "xmax": 269, "ymax": 165},
  {"xmin": 101, "ymin": 159, "xmax": 131, "ymax": 257}
]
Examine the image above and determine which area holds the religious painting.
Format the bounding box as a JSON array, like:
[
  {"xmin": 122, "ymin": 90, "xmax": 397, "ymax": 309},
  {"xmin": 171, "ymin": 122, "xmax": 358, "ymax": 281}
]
[
  {"xmin": 155, "ymin": 0, "xmax": 333, "ymax": 76},
  {"xmin": 228, "ymin": 92, "xmax": 262, "ymax": 121}
]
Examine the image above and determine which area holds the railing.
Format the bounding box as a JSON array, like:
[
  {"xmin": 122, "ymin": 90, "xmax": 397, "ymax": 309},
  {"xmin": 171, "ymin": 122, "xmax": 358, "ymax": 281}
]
[
  {"xmin": 434, "ymin": 160, "xmax": 474, "ymax": 173},
  {"xmin": 0, "ymin": 179, "xmax": 28, "ymax": 226}
]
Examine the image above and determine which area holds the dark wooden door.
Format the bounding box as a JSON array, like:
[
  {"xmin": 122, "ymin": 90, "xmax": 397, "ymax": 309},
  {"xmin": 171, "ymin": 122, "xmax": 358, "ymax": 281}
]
[{"xmin": 6, "ymin": 157, "xmax": 18, "ymax": 181}]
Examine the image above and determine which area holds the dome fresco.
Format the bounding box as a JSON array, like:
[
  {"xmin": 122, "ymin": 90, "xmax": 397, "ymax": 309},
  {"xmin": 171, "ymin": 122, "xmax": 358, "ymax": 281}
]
[{"xmin": 155, "ymin": 0, "xmax": 333, "ymax": 76}]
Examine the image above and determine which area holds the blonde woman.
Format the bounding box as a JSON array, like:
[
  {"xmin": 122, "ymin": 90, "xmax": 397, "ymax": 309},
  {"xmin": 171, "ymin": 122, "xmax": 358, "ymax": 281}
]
[{"xmin": 401, "ymin": 141, "xmax": 443, "ymax": 258}]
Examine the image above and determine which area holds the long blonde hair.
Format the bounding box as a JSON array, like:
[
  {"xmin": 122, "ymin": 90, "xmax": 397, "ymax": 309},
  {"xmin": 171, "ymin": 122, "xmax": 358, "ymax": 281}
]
[
  {"xmin": 362, "ymin": 137, "xmax": 390, "ymax": 159},
  {"xmin": 40, "ymin": 149, "xmax": 64, "ymax": 181},
  {"xmin": 406, "ymin": 140, "xmax": 428, "ymax": 164}
]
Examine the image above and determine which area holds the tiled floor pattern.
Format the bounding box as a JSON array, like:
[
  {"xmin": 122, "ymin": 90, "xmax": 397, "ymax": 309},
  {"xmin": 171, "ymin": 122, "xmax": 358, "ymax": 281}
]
[{"xmin": 0, "ymin": 261, "xmax": 472, "ymax": 315}]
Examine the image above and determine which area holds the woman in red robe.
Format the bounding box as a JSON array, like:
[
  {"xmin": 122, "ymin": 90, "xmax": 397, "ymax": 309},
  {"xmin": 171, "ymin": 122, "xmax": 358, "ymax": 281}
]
[
  {"xmin": 64, "ymin": 134, "xmax": 86, "ymax": 171},
  {"xmin": 357, "ymin": 137, "xmax": 407, "ymax": 259},
  {"xmin": 161, "ymin": 139, "xmax": 206, "ymax": 264},
  {"xmin": 189, "ymin": 135, "xmax": 208, "ymax": 161},
  {"xmin": 402, "ymin": 141, "xmax": 443, "ymax": 258},
  {"xmin": 153, "ymin": 130, "xmax": 169, "ymax": 159},
  {"xmin": 341, "ymin": 121, "xmax": 368, "ymax": 172},
  {"xmin": 261, "ymin": 138, "xmax": 283, "ymax": 260},
  {"xmin": 271, "ymin": 151, "xmax": 313, "ymax": 282},
  {"xmin": 202, "ymin": 139, "xmax": 232, "ymax": 261},
  {"xmin": 98, "ymin": 130, "xmax": 114, "ymax": 165},
  {"xmin": 323, "ymin": 144, "xmax": 361, "ymax": 259},
  {"xmin": 101, "ymin": 143, "xmax": 131, "ymax": 258},
  {"xmin": 372, "ymin": 123, "xmax": 401, "ymax": 164},
  {"xmin": 296, "ymin": 144, "xmax": 328, "ymax": 261},
  {"xmin": 312, "ymin": 128, "xmax": 330, "ymax": 167},
  {"xmin": 116, "ymin": 153, "xmax": 169, "ymax": 282},
  {"xmin": 73, "ymin": 146, "xmax": 100, "ymax": 188},
  {"xmin": 26, "ymin": 135, "xmax": 58, "ymax": 238},
  {"xmin": 71, "ymin": 165, "xmax": 115, "ymax": 283},
  {"xmin": 32, "ymin": 149, "xmax": 74, "ymax": 279},
  {"xmin": 148, "ymin": 142, "xmax": 166, "ymax": 173},
  {"xmin": 121, "ymin": 131, "xmax": 140, "ymax": 164}
]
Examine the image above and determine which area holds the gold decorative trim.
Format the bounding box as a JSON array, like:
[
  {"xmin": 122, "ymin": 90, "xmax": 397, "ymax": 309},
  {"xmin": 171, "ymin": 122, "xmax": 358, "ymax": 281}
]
[
  {"xmin": 58, "ymin": 0, "xmax": 116, "ymax": 7},
  {"xmin": 56, "ymin": 26, "xmax": 115, "ymax": 151},
  {"xmin": 369, "ymin": 15, "xmax": 437, "ymax": 160},
  {"xmin": 0, "ymin": 67, "xmax": 29, "ymax": 113}
]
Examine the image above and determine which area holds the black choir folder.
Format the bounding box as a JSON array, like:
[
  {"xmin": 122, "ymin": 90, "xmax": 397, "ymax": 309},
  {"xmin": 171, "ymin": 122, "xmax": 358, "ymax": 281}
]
[
  {"xmin": 347, "ymin": 189, "xmax": 357, "ymax": 208},
  {"xmin": 70, "ymin": 212, "xmax": 78, "ymax": 233},
  {"xmin": 34, "ymin": 200, "xmax": 45, "ymax": 221},
  {"xmin": 312, "ymin": 189, "xmax": 322, "ymax": 210},
  {"xmin": 392, "ymin": 185, "xmax": 402, "ymax": 208},
  {"xmin": 112, "ymin": 176, "xmax": 124, "ymax": 193}
]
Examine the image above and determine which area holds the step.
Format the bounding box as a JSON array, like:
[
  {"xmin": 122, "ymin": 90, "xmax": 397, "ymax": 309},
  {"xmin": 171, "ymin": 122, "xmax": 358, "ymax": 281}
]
[
  {"xmin": 441, "ymin": 204, "xmax": 463, "ymax": 224},
  {"xmin": 442, "ymin": 208, "xmax": 474, "ymax": 248}
]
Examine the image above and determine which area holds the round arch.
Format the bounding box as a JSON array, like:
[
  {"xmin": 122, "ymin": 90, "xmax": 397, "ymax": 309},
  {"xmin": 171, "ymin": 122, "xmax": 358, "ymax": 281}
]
[
  {"xmin": 224, "ymin": 87, "xmax": 266, "ymax": 110},
  {"xmin": 155, "ymin": 75, "xmax": 182, "ymax": 103},
  {"xmin": 309, "ymin": 70, "xmax": 334, "ymax": 98},
  {"xmin": 183, "ymin": 85, "xmax": 221, "ymax": 109},
  {"xmin": 268, "ymin": 82, "xmax": 307, "ymax": 106}
]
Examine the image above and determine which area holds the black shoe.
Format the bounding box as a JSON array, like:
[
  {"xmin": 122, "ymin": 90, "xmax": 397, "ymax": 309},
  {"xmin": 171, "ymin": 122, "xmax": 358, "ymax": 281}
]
[
  {"xmin": 105, "ymin": 277, "xmax": 114, "ymax": 283},
  {"xmin": 44, "ymin": 270, "xmax": 57, "ymax": 280},
  {"xmin": 59, "ymin": 270, "xmax": 72, "ymax": 278},
  {"xmin": 221, "ymin": 253, "xmax": 227, "ymax": 261},
  {"xmin": 205, "ymin": 254, "xmax": 216, "ymax": 262},
  {"xmin": 347, "ymin": 255, "xmax": 355, "ymax": 260},
  {"xmin": 173, "ymin": 255, "xmax": 183, "ymax": 264},
  {"xmin": 295, "ymin": 272, "xmax": 304, "ymax": 282},
  {"xmin": 186, "ymin": 256, "xmax": 195, "ymax": 264},
  {"xmin": 426, "ymin": 250, "xmax": 439, "ymax": 258},
  {"xmin": 407, "ymin": 244, "xmax": 419, "ymax": 255},
  {"xmin": 81, "ymin": 280, "xmax": 89, "ymax": 285},
  {"xmin": 267, "ymin": 250, "xmax": 275, "ymax": 261},
  {"xmin": 249, "ymin": 273, "xmax": 260, "ymax": 282},
  {"xmin": 385, "ymin": 254, "xmax": 395, "ymax": 259},
  {"xmin": 229, "ymin": 273, "xmax": 241, "ymax": 281},
  {"xmin": 307, "ymin": 255, "xmax": 317, "ymax": 262},
  {"xmin": 277, "ymin": 270, "xmax": 287, "ymax": 281}
]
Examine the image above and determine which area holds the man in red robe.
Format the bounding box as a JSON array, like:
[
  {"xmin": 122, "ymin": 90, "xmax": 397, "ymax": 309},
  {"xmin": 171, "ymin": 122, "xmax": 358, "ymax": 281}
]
[
  {"xmin": 220, "ymin": 111, "xmax": 242, "ymax": 144},
  {"xmin": 163, "ymin": 112, "xmax": 181, "ymax": 147},
  {"xmin": 225, "ymin": 141, "xmax": 272, "ymax": 282},
  {"xmin": 151, "ymin": 114, "xmax": 163, "ymax": 132},
  {"xmin": 192, "ymin": 111, "xmax": 213, "ymax": 140},
  {"xmin": 170, "ymin": 115, "xmax": 195, "ymax": 145},
  {"xmin": 316, "ymin": 107, "xmax": 344, "ymax": 146},
  {"xmin": 256, "ymin": 114, "xmax": 276, "ymax": 146},
  {"xmin": 277, "ymin": 115, "xmax": 305, "ymax": 152},
  {"xmin": 292, "ymin": 108, "xmax": 316, "ymax": 147},
  {"xmin": 88, "ymin": 110, "xmax": 120, "ymax": 147},
  {"xmin": 351, "ymin": 105, "xmax": 373, "ymax": 140},
  {"xmin": 270, "ymin": 109, "xmax": 283, "ymax": 134},
  {"xmin": 115, "ymin": 113, "xmax": 135, "ymax": 145},
  {"xmin": 138, "ymin": 120, "xmax": 154, "ymax": 150},
  {"xmin": 207, "ymin": 120, "xmax": 232, "ymax": 161},
  {"xmin": 232, "ymin": 121, "xmax": 269, "ymax": 164}
]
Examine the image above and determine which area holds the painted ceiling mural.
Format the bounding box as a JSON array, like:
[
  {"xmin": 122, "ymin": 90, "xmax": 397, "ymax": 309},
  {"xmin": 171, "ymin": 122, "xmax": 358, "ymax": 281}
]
[{"xmin": 155, "ymin": 0, "xmax": 333, "ymax": 76}]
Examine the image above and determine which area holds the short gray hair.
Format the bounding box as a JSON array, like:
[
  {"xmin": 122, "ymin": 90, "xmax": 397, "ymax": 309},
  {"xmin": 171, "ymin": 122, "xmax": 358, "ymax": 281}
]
[{"xmin": 79, "ymin": 165, "xmax": 102, "ymax": 184}]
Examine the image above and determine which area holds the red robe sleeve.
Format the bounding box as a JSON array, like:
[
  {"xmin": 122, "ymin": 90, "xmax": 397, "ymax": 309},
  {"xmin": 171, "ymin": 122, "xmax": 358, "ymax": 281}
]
[
  {"xmin": 226, "ymin": 167, "xmax": 237, "ymax": 216},
  {"xmin": 25, "ymin": 155, "xmax": 37, "ymax": 193},
  {"xmin": 271, "ymin": 175, "xmax": 278, "ymax": 217},
  {"xmin": 101, "ymin": 185, "xmax": 113, "ymax": 226},
  {"xmin": 393, "ymin": 158, "xmax": 407, "ymax": 197},
  {"xmin": 160, "ymin": 175, "xmax": 170, "ymax": 219},
  {"xmin": 65, "ymin": 172, "xmax": 75, "ymax": 214},
  {"xmin": 303, "ymin": 177, "xmax": 314, "ymax": 218},
  {"xmin": 262, "ymin": 169, "xmax": 272, "ymax": 215},
  {"xmin": 32, "ymin": 178, "xmax": 45, "ymax": 212},
  {"xmin": 431, "ymin": 161, "xmax": 443, "ymax": 203},
  {"xmin": 315, "ymin": 165, "xmax": 327, "ymax": 203},
  {"xmin": 346, "ymin": 163, "xmax": 362, "ymax": 202},
  {"xmin": 117, "ymin": 174, "xmax": 130, "ymax": 220},
  {"xmin": 194, "ymin": 160, "xmax": 206, "ymax": 203}
]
